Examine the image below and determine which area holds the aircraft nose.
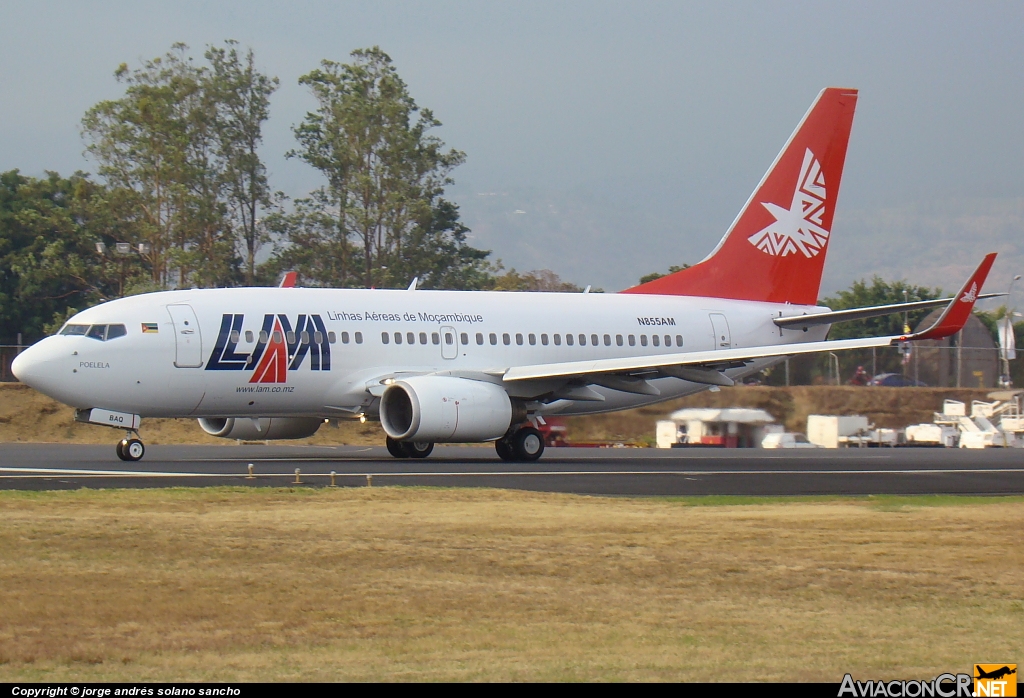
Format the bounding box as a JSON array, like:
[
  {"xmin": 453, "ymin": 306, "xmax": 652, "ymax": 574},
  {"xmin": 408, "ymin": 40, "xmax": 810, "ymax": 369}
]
[{"xmin": 11, "ymin": 343, "xmax": 45, "ymax": 387}]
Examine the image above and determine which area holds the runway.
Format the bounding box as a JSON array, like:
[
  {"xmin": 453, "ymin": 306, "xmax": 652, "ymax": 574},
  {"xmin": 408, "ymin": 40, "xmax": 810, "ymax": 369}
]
[{"xmin": 1, "ymin": 443, "xmax": 1023, "ymax": 495}]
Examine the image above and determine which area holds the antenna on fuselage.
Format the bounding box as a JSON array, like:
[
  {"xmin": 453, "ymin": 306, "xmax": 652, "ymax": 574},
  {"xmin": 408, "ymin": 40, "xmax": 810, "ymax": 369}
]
[{"xmin": 408, "ymin": 277, "xmax": 419, "ymax": 291}]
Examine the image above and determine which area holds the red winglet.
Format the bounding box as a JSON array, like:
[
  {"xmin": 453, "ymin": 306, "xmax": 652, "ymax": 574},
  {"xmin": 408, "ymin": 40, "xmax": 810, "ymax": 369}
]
[
  {"xmin": 279, "ymin": 271, "xmax": 298, "ymax": 288},
  {"xmin": 904, "ymin": 253, "xmax": 997, "ymax": 341}
]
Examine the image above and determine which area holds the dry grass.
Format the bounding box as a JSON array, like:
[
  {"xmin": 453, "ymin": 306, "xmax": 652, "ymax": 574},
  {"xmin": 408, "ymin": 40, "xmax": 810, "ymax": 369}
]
[
  {"xmin": 1, "ymin": 383, "xmax": 994, "ymax": 447},
  {"xmin": 0, "ymin": 487, "xmax": 1020, "ymax": 681}
]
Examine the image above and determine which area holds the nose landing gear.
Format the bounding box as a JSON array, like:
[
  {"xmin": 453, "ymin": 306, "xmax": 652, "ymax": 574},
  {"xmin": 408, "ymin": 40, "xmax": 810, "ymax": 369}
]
[{"xmin": 116, "ymin": 432, "xmax": 145, "ymax": 461}]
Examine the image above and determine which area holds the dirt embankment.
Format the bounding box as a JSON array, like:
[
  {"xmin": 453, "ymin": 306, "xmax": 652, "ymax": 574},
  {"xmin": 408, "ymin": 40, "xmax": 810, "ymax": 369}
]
[
  {"xmin": 0, "ymin": 382, "xmax": 995, "ymax": 446},
  {"xmin": 560, "ymin": 385, "xmax": 995, "ymax": 444}
]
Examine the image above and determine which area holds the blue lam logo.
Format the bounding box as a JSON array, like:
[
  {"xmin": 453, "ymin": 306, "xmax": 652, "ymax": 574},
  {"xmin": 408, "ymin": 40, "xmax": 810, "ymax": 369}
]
[{"xmin": 206, "ymin": 314, "xmax": 331, "ymax": 381}]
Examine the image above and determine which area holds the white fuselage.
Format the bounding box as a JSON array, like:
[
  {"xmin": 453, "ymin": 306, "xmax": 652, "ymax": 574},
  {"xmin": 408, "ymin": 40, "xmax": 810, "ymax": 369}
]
[{"xmin": 14, "ymin": 287, "xmax": 829, "ymax": 420}]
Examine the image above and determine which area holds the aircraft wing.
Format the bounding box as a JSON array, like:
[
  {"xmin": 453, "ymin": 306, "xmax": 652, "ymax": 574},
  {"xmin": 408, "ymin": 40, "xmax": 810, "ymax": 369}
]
[
  {"xmin": 502, "ymin": 253, "xmax": 997, "ymax": 385},
  {"xmin": 773, "ymin": 293, "xmax": 1003, "ymax": 330}
]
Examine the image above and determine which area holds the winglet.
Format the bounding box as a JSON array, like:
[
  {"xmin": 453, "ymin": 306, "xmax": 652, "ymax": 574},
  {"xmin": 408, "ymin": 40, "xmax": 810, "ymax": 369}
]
[
  {"xmin": 903, "ymin": 253, "xmax": 997, "ymax": 341},
  {"xmin": 279, "ymin": 271, "xmax": 298, "ymax": 288}
]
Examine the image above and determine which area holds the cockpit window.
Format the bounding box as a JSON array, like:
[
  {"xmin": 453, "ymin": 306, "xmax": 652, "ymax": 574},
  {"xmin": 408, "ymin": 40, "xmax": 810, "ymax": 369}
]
[{"xmin": 62, "ymin": 323, "xmax": 128, "ymax": 341}]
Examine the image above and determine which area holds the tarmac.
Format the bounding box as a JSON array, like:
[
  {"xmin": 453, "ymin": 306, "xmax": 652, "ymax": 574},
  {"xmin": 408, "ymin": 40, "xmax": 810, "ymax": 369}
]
[{"xmin": 1, "ymin": 443, "xmax": 1022, "ymax": 495}]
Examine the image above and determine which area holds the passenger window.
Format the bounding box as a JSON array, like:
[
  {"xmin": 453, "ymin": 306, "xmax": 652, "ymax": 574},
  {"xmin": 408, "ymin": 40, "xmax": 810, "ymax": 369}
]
[
  {"xmin": 381, "ymin": 332, "xmax": 390, "ymax": 344},
  {"xmin": 407, "ymin": 332, "xmax": 415, "ymax": 345},
  {"xmin": 529, "ymin": 333, "xmax": 536, "ymax": 345},
  {"xmin": 652, "ymin": 335, "xmax": 660, "ymax": 347},
  {"xmin": 354, "ymin": 332, "xmax": 362, "ymax": 344},
  {"xmin": 476, "ymin": 333, "xmax": 484, "ymax": 345},
  {"xmin": 445, "ymin": 332, "xmax": 454, "ymax": 345},
  {"xmin": 503, "ymin": 333, "xmax": 511, "ymax": 346},
  {"xmin": 419, "ymin": 332, "xmax": 427, "ymax": 345},
  {"xmin": 245, "ymin": 330, "xmax": 254, "ymax": 343},
  {"xmin": 286, "ymin": 331, "xmax": 296, "ymax": 344},
  {"xmin": 432, "ymin": 332, "xmax": 440, "ymax": 345},
  {"xmin": 106, "ymin": 324, "xmax": 127, "ymax": 340},
  {"xmin": 273, "ymin": 331, "xmax": 283, "ymax": 344},
  {"xmin": 229, "ymin": 330, "xmax": 240, "ymax": 343},
  {"xmin": 259, "ymin": 331, "xmax": 269, "ymax": 343},
  {"xmin": 461, "ymin": 332, "xmax": 469, "ymax": 345},
  {"xmin": 640, "ymin": 335, "xmax": 648, "ymax": 346},
  {"xmin": 541, "ymin": 334, "xmax": 549, "ymax": 346},
  {"xmin": 604, "ymin": 334, "xmax": 611, "ymax": 346},
  {"xmin": 314, "ymin": 331, "xmax": 323, "ymax": 344},
  {"xmin": 628, "ymin": 335, "xmax": 636, "ymax": 347},
  {"xmin": 554, "ymin": 334, "xmax": 562, "ymax": 346},
  {"xmin": 516, "ymin": 333, "xmax": 524, "ymax": 346},
  {"xmin": 300, "ymin": 331, "xmax": 310, "ymax": 345},
  {"xmin": 676, "ymin": 335, "xmax": 683, "ymax": 347},
  {"xmin": 489, "ymin": 333, "xmax": 497, "ymax": 345},
  {"xmin": 616, "ymin": 335, "xmax": 623, "ymax": 346},
  {"xmin": 341, "ymin": 332, "xmax": 349, "ymax": 344},
  {"xmin": 87, "ymin": 325, "xmax": 107, "ymax": 341},
  {"xmin": 665, "ymin": 335, "xmax": 672, "ymax": 347},
  {"xmin": 60, "ymin": 324, "xmax": 89, "ymax": 336},
  {"xmin": 591, "ymin": 334, "xmax": 599, "ymax": 346},
  {"xmin": 394, "ymin": 332, "xmax": 403, "ymax": 345},
  {"xmin": 580, "ymin": 334, "xmax": 587, "ymax": 346},
  {"xmin": 565, "ymin": 334, "xmax": 573, "ymax": 346}
]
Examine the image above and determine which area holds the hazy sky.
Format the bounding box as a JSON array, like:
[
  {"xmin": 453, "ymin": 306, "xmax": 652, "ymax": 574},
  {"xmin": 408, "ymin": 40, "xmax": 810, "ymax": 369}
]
[{"xmin": 3, "ymin": 1, "xmax": 1023, "ymax": 296}]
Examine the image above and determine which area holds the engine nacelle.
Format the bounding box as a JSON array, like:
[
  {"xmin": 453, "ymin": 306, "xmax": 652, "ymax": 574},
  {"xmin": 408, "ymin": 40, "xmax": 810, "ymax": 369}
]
[
  {"xmin": 380, "ymin": 376, "xmax": 516, "ymax": 442},
  {"xmin": 198, "ymin": 417, "xmax": 323, "ymax": 441}
]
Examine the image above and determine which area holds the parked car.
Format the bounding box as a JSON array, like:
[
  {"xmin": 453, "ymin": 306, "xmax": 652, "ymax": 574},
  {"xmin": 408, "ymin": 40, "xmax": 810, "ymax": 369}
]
[
  {"xmin": 761, "ymin": 433, "xmax": 822, "ymax": 449},
  {"xmin": 868, "ymin": 373, "xmax": 928, "ymax": 387}
]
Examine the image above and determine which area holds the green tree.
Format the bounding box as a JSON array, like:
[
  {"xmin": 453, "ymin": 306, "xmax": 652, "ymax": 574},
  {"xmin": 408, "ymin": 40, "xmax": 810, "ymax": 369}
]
[
  {"xmin": 0, "ymin": 170, "xmax": 129, "ymax": 343},
  {"xmin": 638, "ymin": 264, "xmax": 689, "ymax": 285},
  {"xmin": 206, "ymin": 41, "xmax": 279, "ymax": 286},
  {"xmin": 288, "ymin": 47, "xmax": 488, "ymax": 289},
  {"xmin": 82, "ymin": 42, "xmax": 276, "ymax": 289},
  {"xmin": 489, "ymin": 268, "xmax": 583, "ymax": 292}
]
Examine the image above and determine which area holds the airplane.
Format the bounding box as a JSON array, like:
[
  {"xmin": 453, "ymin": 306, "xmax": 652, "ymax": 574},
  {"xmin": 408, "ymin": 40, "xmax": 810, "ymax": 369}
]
[{"xmin": 11, "ymin": 87, "xmax": 1000, "ymax": 463}]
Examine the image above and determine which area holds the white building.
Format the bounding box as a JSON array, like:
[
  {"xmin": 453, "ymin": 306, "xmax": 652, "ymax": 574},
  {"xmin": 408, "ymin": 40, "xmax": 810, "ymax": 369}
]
[{"xmin": 656, "ymin": 408, "xmax": 778, "ymax": 448}]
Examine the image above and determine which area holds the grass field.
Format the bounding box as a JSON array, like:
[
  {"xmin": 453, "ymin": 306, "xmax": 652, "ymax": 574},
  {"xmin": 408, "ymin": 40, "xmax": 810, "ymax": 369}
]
[{"xmin": 0, "ymin": 487, "xmax": 1020, "ymax": 681}]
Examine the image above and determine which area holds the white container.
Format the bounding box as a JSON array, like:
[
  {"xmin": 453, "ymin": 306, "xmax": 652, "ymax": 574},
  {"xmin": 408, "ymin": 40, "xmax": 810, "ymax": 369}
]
[
  {"xmin": 656, "ymin": 420, "xmax": 680, "ymax": 449},
  {"xmin": 807, "ymin": 415, "xmax": 871, "ymax": 448}
]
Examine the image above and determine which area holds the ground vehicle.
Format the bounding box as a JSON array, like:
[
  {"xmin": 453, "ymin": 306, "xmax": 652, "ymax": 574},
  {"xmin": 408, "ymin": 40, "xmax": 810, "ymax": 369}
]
[{"xmin": 761, "ymin": 433, "xmax": 822, "ymax": 449}]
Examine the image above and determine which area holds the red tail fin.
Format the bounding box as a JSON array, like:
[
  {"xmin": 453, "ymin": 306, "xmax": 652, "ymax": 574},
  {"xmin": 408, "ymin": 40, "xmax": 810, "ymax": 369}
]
[{"xmin": 623, "ymin": 87, "xmax": 858, "ymax": 304}]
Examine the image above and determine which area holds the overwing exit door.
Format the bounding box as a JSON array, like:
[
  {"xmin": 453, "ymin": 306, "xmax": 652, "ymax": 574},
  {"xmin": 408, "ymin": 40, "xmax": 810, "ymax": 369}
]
[
  {"xmin": 440, "ymin": 325, "xmax": 458, "ymax": 360},
  {"xmin": 167, "ymin": 304, "xmax": 204, "ymax": 367}
]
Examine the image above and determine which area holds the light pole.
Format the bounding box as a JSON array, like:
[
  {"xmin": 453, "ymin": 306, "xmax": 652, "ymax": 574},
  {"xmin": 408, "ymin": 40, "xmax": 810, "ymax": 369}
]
[
  {"xmin": 96, "ymin": 241, "xmax": 150, "ymax": 296},
  {"xmin": 1000, "ymin": 274, "xmax": 1022, "ymax": 387}
]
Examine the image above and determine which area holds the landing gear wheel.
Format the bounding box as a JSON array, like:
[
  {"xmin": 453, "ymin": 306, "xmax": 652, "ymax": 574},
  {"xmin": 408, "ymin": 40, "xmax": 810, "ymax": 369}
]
[
  {"xmin": 512, "ymin": 427, "xmax": 544, "ymax": 462},
  {"xmin": 116, "ymin": 439, "xmax": 127, "ymax": 461},
  {"xmin": 386, "ymin": 436, "xmax": 409, "ymax": 458},
  {"xmin": 495, "ymin": 438, "xmax": 515, "ymax": 462},
  {"xmin": 121, "ymin": 438, "xmax": 145, "ymax": 462},
  {"xmin": 402, "ymin": 441, "xmax": 434, "ymax": 459}
]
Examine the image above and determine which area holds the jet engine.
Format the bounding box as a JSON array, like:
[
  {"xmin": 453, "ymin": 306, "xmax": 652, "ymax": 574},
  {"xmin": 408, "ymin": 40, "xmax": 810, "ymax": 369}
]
[
  {"xmin": 380, "ymin": 376, "xmax": 520, "ymax": 442},
  {"xmin": 198, "ymin": 417, "xmax": 323, "ymax": 440}
]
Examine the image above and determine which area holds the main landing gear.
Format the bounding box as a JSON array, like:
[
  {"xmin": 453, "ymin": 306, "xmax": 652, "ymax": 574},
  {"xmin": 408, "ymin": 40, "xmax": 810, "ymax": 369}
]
[
  {"xmin": 116, "ymin": 432, "xmax": 145, "ymax": 462},
  {"xmin": 386, "ymin": 436, "xmax": 434, "ymax": 459},
  {"xmin": 495, "ymin": 426, "xmax": 545, "ymax": 462}
]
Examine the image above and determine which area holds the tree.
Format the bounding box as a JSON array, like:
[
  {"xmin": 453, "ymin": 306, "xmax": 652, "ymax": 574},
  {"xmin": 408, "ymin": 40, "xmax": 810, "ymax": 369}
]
[
  {"xmin": 206, "ymin": 42, "xmax": 279, "ymax": 286},
  {"xmin": 288, "ymin": 47, "xmax": 488, "ymax": 289},
  {"xmin": 0, "ymin": 170, "xmax": 128, "ymax": 342},
  {"xmin": 82, "ymin": 42, "xmax": 276, "ymax": 289},
  {"xmin": 489, "ymin": 268, "xmax": 583, "ymax": 292},
  {"xmin": 638, "ymin": 264, "xmax": 689, "ymax": 285}
]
